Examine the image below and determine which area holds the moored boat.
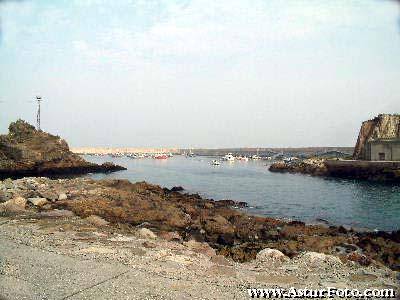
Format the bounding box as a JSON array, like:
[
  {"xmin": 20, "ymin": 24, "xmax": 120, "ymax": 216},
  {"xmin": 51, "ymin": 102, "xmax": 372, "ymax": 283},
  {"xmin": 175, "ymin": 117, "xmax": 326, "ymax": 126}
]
[
  {"xmin": 236, "ymin": 155, "xmax": 249, "ymax": 161},
  {"xmin": 211, "ymin": 159, "xmax": 220, "ymax": 165},
  {"xmin": 222, "ymin": 153, "xmax": 235, "ymax": 161}
]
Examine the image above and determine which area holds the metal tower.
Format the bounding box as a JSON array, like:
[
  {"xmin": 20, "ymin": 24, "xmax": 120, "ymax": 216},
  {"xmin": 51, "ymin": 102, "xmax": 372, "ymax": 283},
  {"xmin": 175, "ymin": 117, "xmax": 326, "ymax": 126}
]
[{"xmin": 36, "ymin": 96, "xmax": 42, "ymax": 131}]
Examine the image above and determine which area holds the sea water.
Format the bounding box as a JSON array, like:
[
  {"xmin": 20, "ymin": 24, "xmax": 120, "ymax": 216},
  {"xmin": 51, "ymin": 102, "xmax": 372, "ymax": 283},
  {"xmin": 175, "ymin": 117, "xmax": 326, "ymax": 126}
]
[{"xmin": 85, "ymin": 155, "xmax": 400, "ymax": 231}]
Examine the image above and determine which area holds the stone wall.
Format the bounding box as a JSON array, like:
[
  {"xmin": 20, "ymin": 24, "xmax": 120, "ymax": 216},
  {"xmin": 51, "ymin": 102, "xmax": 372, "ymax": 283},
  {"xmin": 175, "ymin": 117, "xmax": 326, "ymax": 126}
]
[
  {"xmin": 370, "ymin": 141, "xmax": 400, "ymax": 161},
  {"xmin": 325, "ymin": 160, "xmax": 400, "ymax": 181}
]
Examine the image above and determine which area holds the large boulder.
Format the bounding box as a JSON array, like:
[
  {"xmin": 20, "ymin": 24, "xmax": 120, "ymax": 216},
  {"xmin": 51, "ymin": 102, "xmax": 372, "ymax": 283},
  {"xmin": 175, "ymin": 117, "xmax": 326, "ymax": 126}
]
[
  {"xmin": 137, "ymin": 228, "xmax": 157, "ymax": 240},
  {"xmin": 0, "ymin": 196, "xmax": 27, "ymax": 213},
  {"xmin": 256, "ymin": 248, "xmax": 288, "ymax": 262},
  {"xmin": 27, "ymin": 197, "xmax": 48, "ymax": 207}
]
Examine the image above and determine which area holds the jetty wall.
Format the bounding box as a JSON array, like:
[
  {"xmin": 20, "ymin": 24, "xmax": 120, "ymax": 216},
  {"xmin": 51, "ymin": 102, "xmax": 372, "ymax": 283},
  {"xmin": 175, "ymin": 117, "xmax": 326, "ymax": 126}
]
[{"xmin": 325, "ymin": 160, "xmax": 400, "ymax": 181}]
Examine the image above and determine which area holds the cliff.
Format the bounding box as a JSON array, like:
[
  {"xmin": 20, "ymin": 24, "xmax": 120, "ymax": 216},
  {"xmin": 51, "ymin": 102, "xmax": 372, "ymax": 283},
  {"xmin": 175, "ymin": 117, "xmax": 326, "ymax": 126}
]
[
  {"xmin": 0, "ymin": 120, "xmax": 126, "ymax": 178},
  {"xmin": 353, "ymin": 114, "xmax": 400, "ymax": 159}
]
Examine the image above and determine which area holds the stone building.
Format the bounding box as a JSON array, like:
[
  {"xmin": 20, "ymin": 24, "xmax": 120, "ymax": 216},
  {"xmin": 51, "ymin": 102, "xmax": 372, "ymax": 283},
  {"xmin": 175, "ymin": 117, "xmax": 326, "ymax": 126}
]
[
  {"xmin": 363, "ymin": 138, "xmax": 400, "ymax": 161},
  {"xmin": 353, "ymin": 114, "xmax": 400, "ymax": 161}
]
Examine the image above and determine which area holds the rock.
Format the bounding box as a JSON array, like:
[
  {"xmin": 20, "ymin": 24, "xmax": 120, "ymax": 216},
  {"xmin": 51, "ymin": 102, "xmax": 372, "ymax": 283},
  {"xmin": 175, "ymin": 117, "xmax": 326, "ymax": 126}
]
[
  {"xmin": 0, "ymin": 119, "xmax": 126, "ymax": 177},
  {"xmin": 269, "ymin": 158, "xmax": 327, "ymax": 176},
  {"xmin": 40, "ymin": 209, "xmax": 75, "ymax": 218},
  {"xmin": 170, "ymin": 186, "xmax": 184, "ymax": 192},
  {"xmin": 159, "ymin": 231, "xmax": 182, "ymax": 242},
  {"xmin": 12, "ymin": 196, "xmax": 27, "ymax": 208},
  {"xmin": 38, "ymin": 190, "xmax": 58, "ymax": 201},
  {"xmin": 215, "ymin": 199, "xmax": 248, "ymax": 208},
  {"xmin": 25, "ymin": 179, "xmax": 38, "ymax": 190},
  {"xmin": 347, "ymin": 252, "xmax": 372, "ymax": 266},
  {"xmin": 0, "ymin": 196, "xmax": 27, "ymax": 213},
  {"xmin": 0, "ymin": 190, "xmax": 10, "ymax": 203},
  {"xmin": 137, "ymin": 228, "xmax": 157, "ymax": 240},
  {"xmin": 202, "ymin": 215, "xmax": 235, "ymax": 235},
  {"xmin": 256, "ymin": 248, "xmax": 287, "ymax": 262},
  {"xmin": 86, "ymin": 215, "xmax": 109, "ymax": 227},
  {"xmin": 204, "ymin": 202, "xmax": 214, "ymax": 209},
  {"xmin": 142, "ymin": 241, "xmax": 157, "ymax": 248},
  {"xmin": 183, "ymin": 240, "xmax": 216, "ymax": 257},
  {"xmin": 41, "ymin": 204, "xmax": 52, "ymax": 210},
  {"xmin": 27, "ymin": 197, "xmax": 49, "ymax": 207},
  {"xmin": 300, "ymin": 252, "xmax": 342, "ymax": 266},
  {"xmin": 58, "ymin": 193, "xmax": 68, "ymax": 200},
  {"xmin": 4, "ymin": 178, "xmax": 14, "ymax": 189}
]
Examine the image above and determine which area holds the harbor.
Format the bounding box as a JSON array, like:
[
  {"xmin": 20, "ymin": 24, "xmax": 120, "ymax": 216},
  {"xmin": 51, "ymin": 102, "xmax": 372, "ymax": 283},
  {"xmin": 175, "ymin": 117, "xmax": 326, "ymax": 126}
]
[{"xmin": 84, "ymin": 154, "xmax": 400, "ymax": 232}]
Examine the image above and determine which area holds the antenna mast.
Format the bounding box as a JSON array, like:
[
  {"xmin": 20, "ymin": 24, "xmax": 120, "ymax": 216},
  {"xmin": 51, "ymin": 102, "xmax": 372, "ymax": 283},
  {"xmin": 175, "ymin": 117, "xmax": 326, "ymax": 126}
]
[{"xmin": 36, "ymin": 96, "xmax": 42, "ymax": 131}]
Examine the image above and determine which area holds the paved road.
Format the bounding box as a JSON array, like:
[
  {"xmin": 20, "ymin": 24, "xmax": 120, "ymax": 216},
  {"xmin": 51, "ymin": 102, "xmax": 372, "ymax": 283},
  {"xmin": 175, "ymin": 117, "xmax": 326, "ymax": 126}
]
[
  {"xmin": 0, "ymin": 237, "xmax": 134, "ymax": 299},
  {"xmin": 0, "ymin": 237, "xmax": 238, "ymax": 300}
]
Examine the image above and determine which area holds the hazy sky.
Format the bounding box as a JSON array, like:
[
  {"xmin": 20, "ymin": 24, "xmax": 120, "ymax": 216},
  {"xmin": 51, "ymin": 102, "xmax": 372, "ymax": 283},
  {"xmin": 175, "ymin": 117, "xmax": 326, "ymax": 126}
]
[{"xmin": 0, "ymin": 0, "xmax": 399, "ymax": 148}]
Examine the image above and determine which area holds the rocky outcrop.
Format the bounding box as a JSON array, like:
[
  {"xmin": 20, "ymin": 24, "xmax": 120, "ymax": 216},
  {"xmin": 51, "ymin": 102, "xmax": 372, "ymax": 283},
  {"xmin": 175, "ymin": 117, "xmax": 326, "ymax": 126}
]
[
  {"xmin": 269, "ymin": 158, "xmax": 400, "ymax": 182},
  {"xmin": 353, "ymin": 114, "xmax": 400, "ymax": 159},
  {"xmin": 1, "ymin": 177, "xmax": 399, "ymax": 271},
  {"xmin": 0, "ymin": 120, "xmax": 126, "ymax": 178},
  {"xmin": 269, "ymin": 158, "xmax": 328, "ymax": 176}
]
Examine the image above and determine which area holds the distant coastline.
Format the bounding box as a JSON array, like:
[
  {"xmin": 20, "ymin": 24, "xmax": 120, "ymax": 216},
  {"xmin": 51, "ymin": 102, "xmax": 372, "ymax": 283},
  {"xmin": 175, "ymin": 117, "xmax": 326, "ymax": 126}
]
[{"xmin": 72, "ymin": 146, "xmax": 354, "ymax": 156}]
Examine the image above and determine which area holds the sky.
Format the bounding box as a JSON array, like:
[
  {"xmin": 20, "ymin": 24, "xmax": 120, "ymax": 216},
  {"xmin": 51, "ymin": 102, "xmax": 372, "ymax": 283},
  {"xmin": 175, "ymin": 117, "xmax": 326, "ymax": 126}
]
[{"xmin": 0, "ymin": 0, "xmax": 399, "ymax": 148}]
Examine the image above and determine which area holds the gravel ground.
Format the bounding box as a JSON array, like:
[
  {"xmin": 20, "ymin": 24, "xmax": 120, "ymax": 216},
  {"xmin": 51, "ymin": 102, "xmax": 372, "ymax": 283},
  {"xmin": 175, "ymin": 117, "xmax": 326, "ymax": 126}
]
[{"xmin": 0, "ymin": 215, "xmax": 398, "ymax": 300}]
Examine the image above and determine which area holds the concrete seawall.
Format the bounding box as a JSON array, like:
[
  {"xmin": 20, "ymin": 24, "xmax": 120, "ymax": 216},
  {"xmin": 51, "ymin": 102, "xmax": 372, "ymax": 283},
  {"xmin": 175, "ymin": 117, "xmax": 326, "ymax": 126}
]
[{"xmin": 325, "ymin": 160, "xmax": 400, "ymax": 181}]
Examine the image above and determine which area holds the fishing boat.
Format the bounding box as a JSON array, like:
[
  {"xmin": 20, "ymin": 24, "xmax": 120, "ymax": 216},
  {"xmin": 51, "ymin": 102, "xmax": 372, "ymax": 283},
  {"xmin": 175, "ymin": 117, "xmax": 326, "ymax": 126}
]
[
  {"xmin": 222, "ymin": 153, "xmax": 235, "ymax": 161},
  {"xmin": 154, "ymin": 153, "xmax": 168, "ymax": 159},
  {"xmin": 211, "ymin": 159, "xmax": 220, "ymax": 165}
]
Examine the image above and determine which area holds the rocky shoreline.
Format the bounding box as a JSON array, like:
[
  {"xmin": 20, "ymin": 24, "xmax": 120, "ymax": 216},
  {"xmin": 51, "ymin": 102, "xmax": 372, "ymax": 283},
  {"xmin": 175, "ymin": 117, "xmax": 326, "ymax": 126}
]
[
  {"xmin": 2, "ymin": 214, "xmax": 398, "ymax": 299},
  {"xmin": 268, "ymin": 158, "xmax": 328, "ymax": 176},
  {"xmin": 1, "ymin": 176, "xmax": 399, "ymax": 273}
]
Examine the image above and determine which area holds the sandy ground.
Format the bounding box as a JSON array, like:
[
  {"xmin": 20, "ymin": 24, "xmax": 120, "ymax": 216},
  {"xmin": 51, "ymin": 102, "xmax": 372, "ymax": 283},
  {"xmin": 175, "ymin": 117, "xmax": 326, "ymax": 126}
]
[{"xmin": 0, "ymin": 215, "xmax": 398, "ymax": 300}]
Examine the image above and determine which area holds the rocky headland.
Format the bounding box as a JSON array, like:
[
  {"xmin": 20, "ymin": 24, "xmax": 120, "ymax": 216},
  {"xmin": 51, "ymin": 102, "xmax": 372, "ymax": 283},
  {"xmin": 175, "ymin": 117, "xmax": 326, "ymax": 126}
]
[{"xmin": 0, "ymin": 120, "xmax": 125, "ymax": 178}]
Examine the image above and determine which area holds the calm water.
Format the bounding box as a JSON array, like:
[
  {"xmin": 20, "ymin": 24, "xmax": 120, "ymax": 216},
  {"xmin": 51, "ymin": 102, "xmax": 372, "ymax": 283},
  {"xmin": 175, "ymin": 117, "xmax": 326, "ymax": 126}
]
[{"xmin": 84, "ymin": 155, "xmax": 400, "ymax": 231}]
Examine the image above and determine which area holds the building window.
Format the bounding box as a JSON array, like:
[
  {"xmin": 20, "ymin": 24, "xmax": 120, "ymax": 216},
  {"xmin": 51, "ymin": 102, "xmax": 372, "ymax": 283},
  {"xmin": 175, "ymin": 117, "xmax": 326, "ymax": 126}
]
[{"xmin": 378, "ymin": 152, "xmax": 385, "ymax": 161}]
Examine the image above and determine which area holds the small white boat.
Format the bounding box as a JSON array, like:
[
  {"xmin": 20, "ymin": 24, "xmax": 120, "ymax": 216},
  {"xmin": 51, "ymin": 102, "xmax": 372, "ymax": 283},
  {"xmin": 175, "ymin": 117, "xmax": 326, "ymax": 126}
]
[
  {"xmin": 236, "ymin": 156, "xmax": 249, "ymax": 161},
  {"xmin": 222, "ymin": 153, "xmax": 235, "ymax": 161},
  {"xmin": 211, "ymin": 159, "xmax": 220, "ymax": 165}
]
